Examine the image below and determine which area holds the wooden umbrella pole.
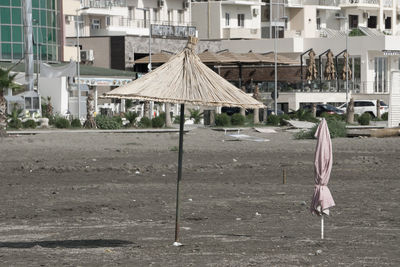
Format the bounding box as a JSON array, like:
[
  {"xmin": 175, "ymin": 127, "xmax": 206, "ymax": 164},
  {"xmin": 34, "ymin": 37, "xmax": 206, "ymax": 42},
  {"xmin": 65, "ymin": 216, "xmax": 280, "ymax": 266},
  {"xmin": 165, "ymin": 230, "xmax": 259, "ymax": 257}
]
[
  {"xmin": 321, "ymin": 214, "xmax": 324, "ymax": 239},
  {"xmin": 174, "ymin": 104, "xmax": 185, "ymax": 246}
]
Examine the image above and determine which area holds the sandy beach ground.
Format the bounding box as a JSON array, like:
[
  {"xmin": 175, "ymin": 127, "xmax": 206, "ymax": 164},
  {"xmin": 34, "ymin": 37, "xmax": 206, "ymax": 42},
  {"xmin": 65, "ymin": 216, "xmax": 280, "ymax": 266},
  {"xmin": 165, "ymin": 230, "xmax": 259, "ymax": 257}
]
[{"xmin": 0, "ymin": 128, "xmax": 399, "ymax": 266}]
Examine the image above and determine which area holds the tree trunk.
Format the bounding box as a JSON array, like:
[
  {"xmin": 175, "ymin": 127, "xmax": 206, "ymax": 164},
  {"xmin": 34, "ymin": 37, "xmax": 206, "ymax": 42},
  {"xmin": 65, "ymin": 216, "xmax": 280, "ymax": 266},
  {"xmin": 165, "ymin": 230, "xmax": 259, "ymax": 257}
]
[
  {"xmin": 312, "ymin": 103, "xmax": 317, "ymax": 118},
  {"xmin": 143, "ymin": 101, "xmax": 150, "ymax": 118},
  {"xmin": 376, "ymin": 99, "xmax": 381, "ymax": 119},
  {"xmin": 253, "ymin": 108, "xmax": 260, "ymax": 124},
  {"xmin": 0, "ymin": 91, "xmax": 7, "ymax": 137},
  {"xmin": 165, "ymin": 103, "xmax": 172, "ymax": 127},
  {"xmin": 84, "ymin": 92, "xmax": 97, "ymax": 128},
  {"xmin": 240, "ymin": 107, "xmax": 246, "ymax": 117},
  {"xmin": 209, "ymin": 109, "xmax": 215, "ymax": 126},
  {"xmin": 346, "ymin": 98, "xmax": 355, "ymax": 124}
]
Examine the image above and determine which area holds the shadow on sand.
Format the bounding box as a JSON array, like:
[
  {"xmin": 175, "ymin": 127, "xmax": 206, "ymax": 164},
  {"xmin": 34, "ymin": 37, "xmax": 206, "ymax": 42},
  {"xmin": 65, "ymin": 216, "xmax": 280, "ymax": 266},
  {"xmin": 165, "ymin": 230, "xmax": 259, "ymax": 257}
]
[{"xmin": 0, "ymin": 239, "xmax": 134, "ymax": 249}]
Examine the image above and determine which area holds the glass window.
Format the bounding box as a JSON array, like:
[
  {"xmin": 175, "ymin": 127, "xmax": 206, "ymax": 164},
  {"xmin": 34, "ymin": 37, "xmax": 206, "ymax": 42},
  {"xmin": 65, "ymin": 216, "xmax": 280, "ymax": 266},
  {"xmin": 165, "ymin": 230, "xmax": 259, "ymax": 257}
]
[
  {"xmin": 91, "ymin": 19, "xmax": 100, "ymax": 29},
  {"xmin": 40, "ymin": 26, "xmax": 46, "ymax": 43},
  {"xmin": 11, "ymin": 0, "xmax": 20, "ymax": 6},
  {"xmin": 349, "ymin": 15, "xmax": 358, "ymax": 29},
  {"xmin": 33, "ymin": 97, "xmax": 39, "ymax": 109},
  {"xmin": 12, "ymin": 43, "xmax": 22, "ymax": 58},
  {"xmin": 40, "ymin": 10, "xmax": 46, "ymax": 25},
  {"xmin": 11, "ymin": 8, "xmax": 21, "ymax": 24},
  {"xmin": 25, "ymin": 97, "xmax": 32, "ymax": 109},
  {"xmin": 0, "ymin": 7, "xmax": 10, "ymax": 24},
  {"xmin": 47, "ymin": 0, "xmax": 52, "ymax": 10},
  {"xmin": 1, "ymin": 25, "xmax": 11, "ymax": 41},
  {"xmin": 225, "ymin": 13, "xmax": 230, "ymax": 26},
  {"xmin": 12, "ymin": 26, "xmax": 22, "ymax": 41},
  {"xmin": 40, "ymin": 0, "xmax": 46, "ymax": 9},
  {"xmin": 1, "ymin": 43, "xmax": 11, "ymax": 59},
  {"xmin": 32, "ymin": 0, "xmax": 39, "ymax": 8},
  {"xmin": 238, "ymin": 14, "xmax": 245, "ymax": 27},
  {"xmin": 40, "ymin": 44, "xmax": 47, "ymax": 60},
  {"xmin": 0, "ymin": 0, "xmax": 10, "ymax": 6}
]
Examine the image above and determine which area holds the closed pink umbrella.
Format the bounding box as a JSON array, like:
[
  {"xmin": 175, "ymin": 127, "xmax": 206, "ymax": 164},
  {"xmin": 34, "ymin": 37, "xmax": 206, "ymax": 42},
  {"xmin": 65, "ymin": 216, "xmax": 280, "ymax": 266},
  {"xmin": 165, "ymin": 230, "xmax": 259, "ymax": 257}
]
[{"xmin": 310, "ymin": 118, "xmax": 335, "ymax": 239}]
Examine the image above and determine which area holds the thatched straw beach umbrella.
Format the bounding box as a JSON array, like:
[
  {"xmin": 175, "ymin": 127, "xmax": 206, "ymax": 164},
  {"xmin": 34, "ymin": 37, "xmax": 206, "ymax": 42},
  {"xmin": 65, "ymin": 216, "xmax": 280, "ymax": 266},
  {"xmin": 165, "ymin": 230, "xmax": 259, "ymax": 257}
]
[
  {"xmin": 306, "ymin": 50, "xmax": 318, "ymax": 81},
  {"xmin": 102, "ymin": 37, "xmax": 263, "ymax": 246},
  {"xmin": 324, "ymin": 50, "xmax": 336, "ymax": 81}
]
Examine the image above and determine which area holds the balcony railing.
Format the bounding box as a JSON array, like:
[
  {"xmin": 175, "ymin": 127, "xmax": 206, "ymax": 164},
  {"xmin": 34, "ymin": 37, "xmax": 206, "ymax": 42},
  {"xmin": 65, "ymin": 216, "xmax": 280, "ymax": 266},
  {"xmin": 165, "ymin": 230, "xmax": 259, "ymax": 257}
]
[
  {"xmin": 383, "ymin": 0, "xmax": 393, "ymax": 7},
  {"xmin": 81, "ymin": 0, "xmax": 127, "ymax": 9},
  {"xmin": 340, "ymin": 0, "xmax": 379, "ymax": 5},
  {"xmin": 116, "ymin": 18, "xmax": 192, "ymax": 29},
  {"xmin": 286, "ymin": 0, "xmax": 339, "ymax": 6}
]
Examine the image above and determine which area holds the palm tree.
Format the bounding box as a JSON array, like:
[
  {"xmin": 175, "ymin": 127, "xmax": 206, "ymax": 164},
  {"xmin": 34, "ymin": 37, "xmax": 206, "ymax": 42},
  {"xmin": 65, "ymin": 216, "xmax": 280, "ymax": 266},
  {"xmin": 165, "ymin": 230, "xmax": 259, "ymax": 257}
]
[{"xmin": 0, "ymin": 64, "xmax": 22, "ymax": 136}]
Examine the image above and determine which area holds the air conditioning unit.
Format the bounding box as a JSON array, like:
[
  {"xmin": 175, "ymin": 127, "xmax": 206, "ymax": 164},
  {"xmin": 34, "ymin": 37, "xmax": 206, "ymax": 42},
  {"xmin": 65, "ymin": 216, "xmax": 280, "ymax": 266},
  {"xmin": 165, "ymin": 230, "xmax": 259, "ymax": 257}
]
[
  {"xmin": 335, "ymin": 13, "xmax": 342, "ymax": 18},
  {"xmin": 253, "ymin": 8, "xmax": 259, "ymax": 17},
  {"xmin": 158, "ymin": 0, "xmax": 164, "ymax": 7},
  {"xmin": 363, "ymin": 12, "xmax": 369, "ymax": 19},
  {"xmin": 183, "ymin": 0, "xmax": 190, "ymax": 9},
  {"xmin": 80, "ymin": 50, "xmax": 94, "ymax": 62}
]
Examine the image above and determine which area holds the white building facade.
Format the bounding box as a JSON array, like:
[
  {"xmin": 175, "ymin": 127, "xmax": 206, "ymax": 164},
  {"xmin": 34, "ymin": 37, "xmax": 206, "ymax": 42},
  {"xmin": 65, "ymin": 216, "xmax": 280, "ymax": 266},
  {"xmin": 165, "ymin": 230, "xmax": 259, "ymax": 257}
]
[{"xmin": 191, "ymin": 0, "xmax": 264, "ymax": 39}]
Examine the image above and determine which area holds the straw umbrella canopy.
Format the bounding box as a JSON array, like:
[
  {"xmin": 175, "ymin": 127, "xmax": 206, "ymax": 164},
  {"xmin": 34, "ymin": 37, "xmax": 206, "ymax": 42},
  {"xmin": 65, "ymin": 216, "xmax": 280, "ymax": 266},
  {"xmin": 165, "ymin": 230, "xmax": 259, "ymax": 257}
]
[
  {"xmin": 310, "ymin": 119, "xmax": 335, "ymax": 239},
  {"xmin": 306, "ymin": 49, "xmax": 318, "ymax": 81},
  {"xmin": 324, "ymin": 50, "xmax": 336, "ymax": 80},
  {"xmin": 342, "ymin": 51, "xmax": 352, "ymax": 80},
  {"xmin": 103, "ymin": 37, "xmax": 263, "ymax": 246}
]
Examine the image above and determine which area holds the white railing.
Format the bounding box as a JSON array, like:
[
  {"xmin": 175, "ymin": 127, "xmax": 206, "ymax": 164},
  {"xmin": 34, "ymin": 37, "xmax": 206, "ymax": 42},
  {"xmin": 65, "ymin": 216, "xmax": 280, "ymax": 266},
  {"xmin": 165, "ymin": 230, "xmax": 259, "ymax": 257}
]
[
  {"xmin": 340, "ymin": 0, "xmax": 379, "ymax": 5},
  {"xmin": 115, "ymin": 19, "xmax": 192, "ymax": 28},
  {"xmin": 286, "ymin": 0, "xmax": 339, "ymax": 6},
  {"xmin": 383, "ymin": 0, "xmax": 393, "ymax": 7}
]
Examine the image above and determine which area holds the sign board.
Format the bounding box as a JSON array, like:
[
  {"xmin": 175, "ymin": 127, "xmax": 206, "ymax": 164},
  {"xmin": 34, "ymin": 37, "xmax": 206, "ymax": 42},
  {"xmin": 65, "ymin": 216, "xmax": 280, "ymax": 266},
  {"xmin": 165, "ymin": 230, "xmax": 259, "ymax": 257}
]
[
  {"xmin": 151, "ymin": 24, "xmax": 196, "ymax": 39},
  {"xmin": 383, "ymin": 50, "xmax": 400, "ymax": 56},
  {"xmin": 389, "ymin": 71, "xmax": 400, "ymax": 127}
]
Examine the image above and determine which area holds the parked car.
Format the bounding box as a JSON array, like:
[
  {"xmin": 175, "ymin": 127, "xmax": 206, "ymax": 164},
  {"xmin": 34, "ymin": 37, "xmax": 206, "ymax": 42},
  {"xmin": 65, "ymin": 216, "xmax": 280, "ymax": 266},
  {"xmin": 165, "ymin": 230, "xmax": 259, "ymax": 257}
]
[
  {"xmin": 303, "ymin": 104, "xmax": 344, "ymax": 117},
  {"xmin": 338, "ymin": 100, "xmax": 388, "ymax": 117}
]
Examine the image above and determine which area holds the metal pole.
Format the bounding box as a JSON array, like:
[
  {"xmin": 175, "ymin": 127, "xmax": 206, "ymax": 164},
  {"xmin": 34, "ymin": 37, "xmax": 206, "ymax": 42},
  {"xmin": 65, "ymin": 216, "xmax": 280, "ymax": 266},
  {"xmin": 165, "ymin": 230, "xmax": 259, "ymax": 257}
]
[
  {"xmin": 174, "ymin": 104, "xmax": 185, "ymax": 246},
  {"xmin": 35, "ymin": 23, "xmax": 39, "ymax": 90},
  {"xmin": 148, "ymin": 9, "xmax": 152, "ymax": 72},
  {"xmin": 274, "ymin": 2, "xmax": 278, "ymax": 115},
  {"xmin": 23, "ymin": 0, "xmax": 34, "ymax": 91},
  {"xmin": 269, "ymin": 0, "xmax": 272, "ymax": 38},
  {"xmin": 76, "ymin": 11, "xmax": 81, "ymax": 119},
  {"xmin": 345, "ymin": 31, "xmax": 349, "ymax": 105}
]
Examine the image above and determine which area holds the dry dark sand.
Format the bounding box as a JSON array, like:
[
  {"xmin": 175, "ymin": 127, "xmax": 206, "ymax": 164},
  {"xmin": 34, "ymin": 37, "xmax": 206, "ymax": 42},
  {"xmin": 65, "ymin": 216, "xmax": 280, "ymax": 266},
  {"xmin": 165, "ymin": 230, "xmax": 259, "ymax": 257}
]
[{"xmin": 0, "ymin": 128, "xmax": 399, "ymax": 266}]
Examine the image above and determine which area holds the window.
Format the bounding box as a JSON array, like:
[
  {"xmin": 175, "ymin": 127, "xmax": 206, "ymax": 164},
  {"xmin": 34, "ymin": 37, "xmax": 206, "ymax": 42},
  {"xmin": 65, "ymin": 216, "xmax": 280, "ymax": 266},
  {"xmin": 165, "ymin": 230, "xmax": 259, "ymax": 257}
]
[
  {"xmin": 153, "ymin": 8, "xmax": 159, "ymax": 22},
  {"xmin": 316, "ymin": 17, "xmax": 321, "ymax": 30},
  {"xmin": 238, "ymin": 14, "xmax": 244, "ymax": 27},
  {"xmin": 178, "ymin": 10, "xmax": 184, "ymax": 24},
  {"xmin": 128, "ymin": 6, "xmax": 135, "ymax": 20},
  {"xmin": 225, "ymin": 13, "xmax": 230, "ymax": 26},
  {"xmin": 91, "ymin": 19, "xmax": 100, "ymax": 29},
  {"xmin": 348, "ymin": 15, "xmax": 358, "ymax": 29},
  {"xmin": 168, "ymin": 10, "xmax": 173, "ymax": 24},
  {"xmin": 374, "ymin": 57, "xmax": 388, "ymax": 93},
  {"xmin": 368, "ymin": 16, "xmax": 377, "ymax": 28},
  {"xmin": 106, "ymin": 16, "xmax": 110, "ymax": 26},
  {"xmin": 385, "ymin": 16, "xmax": 391, "ymax": 29}
]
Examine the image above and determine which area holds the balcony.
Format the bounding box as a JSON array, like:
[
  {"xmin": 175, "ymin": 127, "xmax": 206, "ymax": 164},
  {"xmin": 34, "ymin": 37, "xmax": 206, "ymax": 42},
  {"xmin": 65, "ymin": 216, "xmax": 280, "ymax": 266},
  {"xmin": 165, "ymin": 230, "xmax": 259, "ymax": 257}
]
[
  {"xmin": 222, "ymin": 28, "xmax": 260, "ymax": 39},
  {"xmin": 89, "ymin": 19, "xmax": 193, "ymax": 37},
  {"xmin": 286, "ymin": 0, "xmax": 340, "ymax": 7},
  {"xmin": 339, "ymin": 0, "xmax": 379, "ymax": 9}
]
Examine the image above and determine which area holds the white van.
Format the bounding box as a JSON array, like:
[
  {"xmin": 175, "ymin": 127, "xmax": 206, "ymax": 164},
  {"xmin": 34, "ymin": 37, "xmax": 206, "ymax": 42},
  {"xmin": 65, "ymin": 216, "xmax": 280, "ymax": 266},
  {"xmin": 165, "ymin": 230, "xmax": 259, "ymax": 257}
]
[{"xmin": 338, "ymin": 100, "xmax": 389, "ymax": 117}]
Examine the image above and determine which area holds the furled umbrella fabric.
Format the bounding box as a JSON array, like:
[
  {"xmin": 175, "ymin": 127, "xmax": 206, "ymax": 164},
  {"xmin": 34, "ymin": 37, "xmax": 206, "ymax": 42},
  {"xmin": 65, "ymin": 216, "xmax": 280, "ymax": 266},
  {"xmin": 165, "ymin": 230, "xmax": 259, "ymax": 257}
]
[
  {"xmin": 310, "ymin": 119, "xmax": 335, "ymax": 216},
  {"xmin": 324, "ymin": 50, "xmax": 336, "ymax": 81},
  {"xmin": 342, "ymin": 52, "xmax": 352, "ymax": 80},
  {"xmin": 306, "ymin": 50, "xmax": 318, "ymax": 81}
]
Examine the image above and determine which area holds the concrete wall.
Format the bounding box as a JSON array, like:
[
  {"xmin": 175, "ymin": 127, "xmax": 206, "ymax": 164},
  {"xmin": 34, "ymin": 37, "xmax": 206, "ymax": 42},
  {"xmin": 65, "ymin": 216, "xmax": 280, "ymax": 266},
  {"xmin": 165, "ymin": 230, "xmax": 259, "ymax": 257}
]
[
  {"xmin": 39, "ymin": 77, "xmax": 69, "ymax": 115},
  {"xmin": 192, "ymin": 2, "xmax": 221, "ymax": 39},
  {"xmin": 77, "ymin": 37, "xmax": 111, "ymax": 68}
]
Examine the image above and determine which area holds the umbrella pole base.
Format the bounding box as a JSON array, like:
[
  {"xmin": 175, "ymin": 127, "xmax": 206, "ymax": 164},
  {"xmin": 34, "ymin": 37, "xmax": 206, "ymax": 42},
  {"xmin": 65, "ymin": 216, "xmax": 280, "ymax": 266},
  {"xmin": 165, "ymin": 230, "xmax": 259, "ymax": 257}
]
[{"xmin": 173, "ymin": 242, "xmax": 183, "ymax": 247}]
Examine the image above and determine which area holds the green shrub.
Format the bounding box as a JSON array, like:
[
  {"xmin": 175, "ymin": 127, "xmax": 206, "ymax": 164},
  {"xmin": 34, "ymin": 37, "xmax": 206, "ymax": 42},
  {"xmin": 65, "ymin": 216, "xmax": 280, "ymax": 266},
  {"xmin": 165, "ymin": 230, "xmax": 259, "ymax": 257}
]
[
  {"xmin": 231, "ymin": 113, "xmax": 245, "ymax": 126},
  {"xmin": 293, "ymin": 109, "xmax": 319, "ymax": 123},
  {"xmin": 139, "ymin": 117, "xmax": 152, "ymax": 128},
  {"xmin": 95, "ymin": 115, "xmax": 122, "ymax": 129},
  {"xmin": 189, "ymin": 109, "xmax": 203, "ymax": 124},
  {"xmin": 54, "ymin": 117, "xmax": 70, "ymax": 128},
  {"xmin": 22, "ymin": 119, "xmax": 37, "ymax": 129},
  {"xmin": 267, "ymin": 114, "xmax": 280, "ymax": 126},
  {"xmin": 151, "ymin": 116, "xmax": 165, "ymax": 128},
  {"xmin": 295, "ymin": 120, "xmax": 346, "ymax": 139},
  {"xmin": 279, "ymin": 114, "xmax": 290, "ymax": 125},
  {"xmin": 124, "ymin": 111, "xmax": 138, "ymax": 125},
  {"xmin": 381, "ymin": 112, "xmax": 388, "ymax": 121},
  {"xmin": 358, "ymin": 112, "xmax": 371, "ymax": 125},
  {"xmin": 71, "ymin": 118, "xmax": 82, "ymax": 128},
  {"xmin": 215, "ymin": 113, "xmax": 230, "ymax": 126},
  {"xmin": 320, "ymin": 112, "xmax": 345, "ymax": 121},
  {"xmin": 8, "ymin": 119, "xmax": 22, "ymax": 129}
]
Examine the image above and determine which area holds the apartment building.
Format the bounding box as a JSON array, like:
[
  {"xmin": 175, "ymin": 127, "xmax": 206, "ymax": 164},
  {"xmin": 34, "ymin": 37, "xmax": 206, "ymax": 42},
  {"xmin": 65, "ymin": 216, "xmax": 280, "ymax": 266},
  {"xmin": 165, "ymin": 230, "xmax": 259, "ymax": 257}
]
[{"xmin": 191, "ymin": 0, "xmax": 264, "ymax": 39}]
